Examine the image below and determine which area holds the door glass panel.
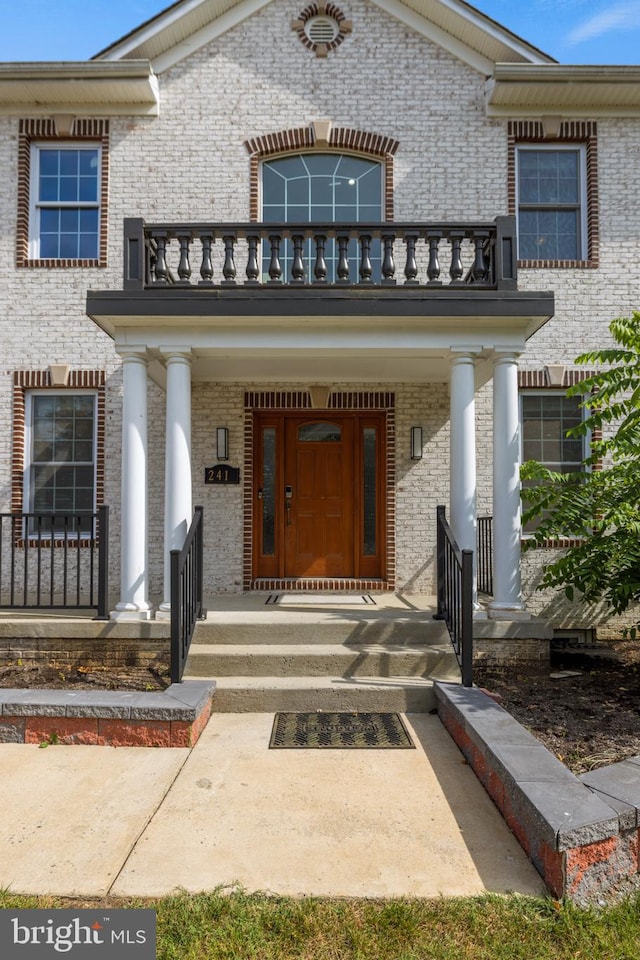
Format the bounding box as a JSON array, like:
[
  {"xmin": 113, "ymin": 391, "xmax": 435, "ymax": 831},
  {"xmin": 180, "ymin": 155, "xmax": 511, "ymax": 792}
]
[
  {"xmin": 262, "ymin": 427, "xmax": 276, "ymax": 556},
  {"xmin": 298, "ymin": 422, "xmax": 341, "ymax": 442},
  {"xmin": 363, "ymin": 427, "xmax": 376, "ymax": 555}
]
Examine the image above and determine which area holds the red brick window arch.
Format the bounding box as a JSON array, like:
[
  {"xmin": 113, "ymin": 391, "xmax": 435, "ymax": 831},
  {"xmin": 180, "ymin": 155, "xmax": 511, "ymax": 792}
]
[{"xmin": 245, "ymin": 123, "xmax": 398, "ymax": 222}]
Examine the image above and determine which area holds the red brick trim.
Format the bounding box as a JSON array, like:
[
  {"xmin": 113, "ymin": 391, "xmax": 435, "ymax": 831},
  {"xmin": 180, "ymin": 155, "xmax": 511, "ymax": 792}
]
[
  {"xmin": 243, "ymin": 391, "xmax": 396, "ymax": 589},
  {"xmin": 11, "ymin": 370, "xmax": 106, "ymax": 544},
  {"xmin": 245, "ymin": 125, "xmax": 398, "ymax": 221},
  {"xmin": 518, "ymin": 367, "xmax": 598, "ymax": 389},
  {"xmin": 16, "ymin": 118, "xmax": 109, "ymax": 268},
  {"xmin": 508, "ymin": 120, "xmax": 599, "ymax": 269}
]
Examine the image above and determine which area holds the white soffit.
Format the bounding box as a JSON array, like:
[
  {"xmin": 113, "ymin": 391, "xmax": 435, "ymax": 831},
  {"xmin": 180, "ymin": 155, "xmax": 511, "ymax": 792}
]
[
  {"xmin": 487, "ymin": 64, "xmax": 640, "ymax": 117},
  {"xmin": 95, "ymin": 0, "xmax": 552, "ymax": 74},
  {"xmin": 0, "ymin": 62, "xmax": 159, "ymax": 116}
]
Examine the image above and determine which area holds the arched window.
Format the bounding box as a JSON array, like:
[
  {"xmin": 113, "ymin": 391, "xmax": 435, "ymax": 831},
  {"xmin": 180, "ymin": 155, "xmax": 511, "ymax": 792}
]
[{"xmin": 261, "ymin": 153, "xmax": 383, "ymax": 281}]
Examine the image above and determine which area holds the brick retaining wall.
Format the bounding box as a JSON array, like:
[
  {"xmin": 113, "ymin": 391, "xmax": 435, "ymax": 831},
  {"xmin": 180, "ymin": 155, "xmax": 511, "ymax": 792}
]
[
  {"xmin": 435, "ymin": 681, "xmax": 640, "ymax": 901},
  {"xmin": 0, "ymin": 681, "xmax": 215, "ymax": 748}
]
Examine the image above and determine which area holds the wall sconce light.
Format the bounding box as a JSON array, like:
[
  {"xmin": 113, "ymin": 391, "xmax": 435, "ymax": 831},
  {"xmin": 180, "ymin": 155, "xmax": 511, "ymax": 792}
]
[
  {"xmin": 216, "ymin": 427, "xmax": 229, "ymax": 461},
  {"xmin": 410, "ymin": 426, "xmax": 423, "ymax": 460}
]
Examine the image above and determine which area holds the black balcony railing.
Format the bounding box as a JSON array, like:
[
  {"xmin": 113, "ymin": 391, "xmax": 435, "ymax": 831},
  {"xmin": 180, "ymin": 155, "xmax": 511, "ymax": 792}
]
[
  {"xmin": 0, "ymin": 506, "xmax": 109, "ymax": 617},
  {"xmin": 123, "ymin": 216, "xmax": 518, "ymax": 292},
  {"xmin": 170, "ymin": 505, "xmax": 205, "ymax": 683},
  {"xmin": 436, "ymin": 505, "xmax": 473, "ymax": 687}
]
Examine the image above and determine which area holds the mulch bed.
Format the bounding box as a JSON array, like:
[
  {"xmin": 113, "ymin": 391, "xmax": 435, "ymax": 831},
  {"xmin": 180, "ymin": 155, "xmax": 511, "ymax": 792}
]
[{"xmin": 474, "ymin": 641, "xmax": 640, "ymax": 775}]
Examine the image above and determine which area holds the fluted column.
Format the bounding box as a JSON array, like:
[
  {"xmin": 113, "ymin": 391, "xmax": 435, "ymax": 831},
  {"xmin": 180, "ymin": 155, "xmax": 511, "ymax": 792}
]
[
  {"xmin": 158, "ymin": 348, "xmax": 193, "ymax": 615},
  {"xmin": 489, "ymin": 351, "xmax": 528, "ymax": 617},
  {"xmin": 112, "ymin": 348, "xmax": 152, "ymax": 620}
]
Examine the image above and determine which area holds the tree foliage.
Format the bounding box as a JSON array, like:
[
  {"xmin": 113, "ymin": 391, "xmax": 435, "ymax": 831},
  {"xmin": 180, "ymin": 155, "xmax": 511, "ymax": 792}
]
[{"xmin": 521, "ymin": 311, "xmax": 640, "ymax": 619}]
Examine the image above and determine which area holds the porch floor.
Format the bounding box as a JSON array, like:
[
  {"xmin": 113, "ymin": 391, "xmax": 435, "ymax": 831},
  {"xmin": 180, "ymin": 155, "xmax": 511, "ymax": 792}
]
[{"xmin": 0, "ymin": 711, "xmax": 543, "ymax": 898}]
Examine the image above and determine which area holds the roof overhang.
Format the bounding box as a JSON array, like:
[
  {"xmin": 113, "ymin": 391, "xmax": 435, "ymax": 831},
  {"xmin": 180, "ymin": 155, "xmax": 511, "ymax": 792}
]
[
  {"xmin": 487, "ymin": 64, "xmax": 640, "ymax": 118},
  {"xmin": 0, "ymin": 61, "xmax": 159, "ymax": 116}
]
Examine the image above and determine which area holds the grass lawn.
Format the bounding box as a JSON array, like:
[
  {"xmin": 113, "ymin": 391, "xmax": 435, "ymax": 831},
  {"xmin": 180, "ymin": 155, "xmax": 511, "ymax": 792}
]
[{"xmin": 2, "ymin": 889, "xmax": 640, "ymax": 959}]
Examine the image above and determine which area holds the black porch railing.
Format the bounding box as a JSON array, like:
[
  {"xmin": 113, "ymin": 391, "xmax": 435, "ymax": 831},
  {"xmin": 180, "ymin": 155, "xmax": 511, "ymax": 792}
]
[
  {"xmin": 0, "ymin": 506, "xmax": 109, "ymax": 617},
  {"xmin": 477, "ymin": 516, "xmax": 493, "ymax": 596},
  {"xmin": 123, "ymin": 216, "xmax": 518, "ymax": 291},
  {"xmin": 170, "ymin": 505, "xmax": 205, "ymax": 683},
  {"xmin": 436, "ymin": 505, "xmax": 473, "ymax": 687}
]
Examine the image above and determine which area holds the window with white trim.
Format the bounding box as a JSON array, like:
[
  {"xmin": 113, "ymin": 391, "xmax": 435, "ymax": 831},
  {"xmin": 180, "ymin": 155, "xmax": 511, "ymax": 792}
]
[
  {"xmin": 520, "ymin": 391, "xmax": 588, "ymax": 533},
  {"xmin": 25, "ymin": 392, "xmax": 97, "ymax": 534},
  {"xmin": 29, "ymin": 144, "xmax": 101, "ymax": 260},
  {"xmin": 516, "ymin": 145, "xmax": 587, "ymax": 261}
]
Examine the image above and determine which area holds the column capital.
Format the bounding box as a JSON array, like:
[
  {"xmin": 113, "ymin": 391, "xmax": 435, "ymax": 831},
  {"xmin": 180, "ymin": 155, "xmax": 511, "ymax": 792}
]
[
  {"xmin": 117, "ymin": 346, "xmax": 149, "ymax": 363},
  {"xmin": 493, "ymin": 350, "xmax": 521, "ymax": 365},
  {"xmin": 159, "ymin": 346, "xmax": 193, "ymax": 364},
  {"xmin": 451, "ymin": 346, "xmax": 482, "ymax": 359}
]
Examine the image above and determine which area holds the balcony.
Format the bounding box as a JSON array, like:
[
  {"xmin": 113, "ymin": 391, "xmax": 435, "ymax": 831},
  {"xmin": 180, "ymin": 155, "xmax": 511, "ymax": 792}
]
[
  {"xmin": 121, "ymin": 216, "xmax": 519, "ymax": 291},
  {"xmin": 87, "ymin": 216, "xmax": 554, "ymax": 378}
]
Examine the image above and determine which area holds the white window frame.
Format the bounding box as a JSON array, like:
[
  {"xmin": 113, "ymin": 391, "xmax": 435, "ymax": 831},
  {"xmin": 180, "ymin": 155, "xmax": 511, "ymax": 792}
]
[
  {"xmin": 24, "ymin": 390, "xmax": 98, "ymax": 536},
  {"xmin": 515, "ymin": 144, "xmax": 588, "ymax": 261},
  {"xmin": 28, "ymin": 142, "xmax": 102, "ymax": 260},
  {"xmin": 519, "ymin": 389, "xmax": 590, "ymax": 535}
]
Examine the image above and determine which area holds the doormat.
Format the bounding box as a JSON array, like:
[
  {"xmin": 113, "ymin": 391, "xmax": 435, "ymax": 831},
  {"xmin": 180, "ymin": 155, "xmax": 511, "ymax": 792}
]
[
  {"xmin": 269, "ymin": 712, "xmax": 414, "ymax": 749},
  {"xmin": 266, "ymin": 593, "xmax": 376, "ymax": 605}
]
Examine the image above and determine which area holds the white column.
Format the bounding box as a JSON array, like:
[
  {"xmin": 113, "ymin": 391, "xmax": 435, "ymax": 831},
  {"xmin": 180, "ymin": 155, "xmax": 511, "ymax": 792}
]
[
  {"xmin": 112, "ymin": 348, "xmax": 152, "ymax": 620},
  {"xmin": 489, "ymin": 351, "xmax": 528, "ymax": 617},
  {"xmin": 158, "ymin": 349, "xmax": 193, "ymax": 615},
  {"xmin": 449, "ymin": 352, "xmax": 478, "ymax": 554}
]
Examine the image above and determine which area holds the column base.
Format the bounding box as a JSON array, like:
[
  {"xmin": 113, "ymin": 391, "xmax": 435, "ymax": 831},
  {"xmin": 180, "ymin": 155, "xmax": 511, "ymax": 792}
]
[
  {"xmin": 110, "ymin": 602, "xmax": 154, "ymax": 622},
  {"xmin": 155, "ymin": 602, "xmax": 171, "ymax": 622},
  {"xmin": 487, "ymin": 601, "xmax": 530, "ymax": 621}
]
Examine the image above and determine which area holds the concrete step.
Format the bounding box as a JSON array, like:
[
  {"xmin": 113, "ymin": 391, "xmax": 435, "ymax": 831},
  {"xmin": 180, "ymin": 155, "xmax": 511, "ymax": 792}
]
[
  {"xmin": 191, "ymin": 615, "xmax": 448, "ymax": 646},
  {"xmin": 184, "ymin": 642, "xmax": 457, "ymax": 678},
  {"xmin": 202, "ymin": 676, "xmax": 449, "ymax": 713}
]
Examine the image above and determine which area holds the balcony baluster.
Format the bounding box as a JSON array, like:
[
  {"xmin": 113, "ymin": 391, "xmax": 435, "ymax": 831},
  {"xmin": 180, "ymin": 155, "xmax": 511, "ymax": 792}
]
[
  {"xmin": 359, "ymin": 235, "xmax": 372, "ymax": 283},
  {"xmin": 336, "ymin": 235, "xmax": 350, "ymax": 283},
  {"xmin": 246, "ymin": 235, "xmax": 259, "ymax": 283},
  {"xmin": 222, "ymin": 235, "xmax": 237, "ymax": 284},
  {"xmin": 177, "ymin": 235, "xmax": 192, "ymax": 284},
  {"xmin": 291, "ymin": 234, "xmax": 305, "ymax": 282},
  {"xmin": 314, "ymin": 234, "xmax": 327, "ymax": 283},
  {"xmin": 404, "ymin": 233, "xmax": 418, "ymax": 285},
  {"xmin": 427, "ymin": 232, "xmax": 442, "ymax": 285},
  {"xmin": 268, "ymin": 235, "xmax": 283, "ymax": 283},
  {"xmin": 381, "ymin": 233, "xmax": 396, "ymax": 284},
  {"xmin": 199, "ymin": 233, "xmax": 214, "ymax": 285}
]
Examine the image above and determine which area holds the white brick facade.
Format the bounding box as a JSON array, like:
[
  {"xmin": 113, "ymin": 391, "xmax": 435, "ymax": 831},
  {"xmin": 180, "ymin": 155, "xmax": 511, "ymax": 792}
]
[{"xmin": 1, "ymin": 0, "xmax": 639, "ymax": 634}]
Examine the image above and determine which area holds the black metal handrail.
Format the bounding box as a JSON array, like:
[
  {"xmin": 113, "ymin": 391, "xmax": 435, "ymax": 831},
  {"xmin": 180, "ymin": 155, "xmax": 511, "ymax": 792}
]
[
  {"xmin": 477, "ymin": 515, "xmax": 493, "ymax": 596},
  {"xmin": 123, "ymin": 216, "xmax": 518, "ymax": 291},
  {"xmin": 436, "ymin": 505, "xmax": 473, "ymax": 687},
  {"xmin": 0, "ymin": 506, "xmax": 109, "ymax": 617},
  {"xmin": 170, "ymin": 505, "xmax": 205, "ymax": 683}
]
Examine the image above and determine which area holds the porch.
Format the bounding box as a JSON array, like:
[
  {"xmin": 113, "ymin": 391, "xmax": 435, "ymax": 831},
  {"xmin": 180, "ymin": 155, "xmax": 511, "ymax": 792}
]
[{"xmin": 84, "ymin": 214, "xmax": 554, "ymax": 625}]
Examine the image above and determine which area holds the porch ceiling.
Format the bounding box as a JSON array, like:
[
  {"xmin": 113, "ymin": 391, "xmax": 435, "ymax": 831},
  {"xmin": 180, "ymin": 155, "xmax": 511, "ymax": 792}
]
[{"xmin": 87, "ymin": 287, "xmax": 554, "ymax": 387}]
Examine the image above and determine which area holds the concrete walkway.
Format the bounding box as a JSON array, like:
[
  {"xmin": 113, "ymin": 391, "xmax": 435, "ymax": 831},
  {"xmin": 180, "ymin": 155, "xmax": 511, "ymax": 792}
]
[{"xmin": 0, "ymin": 712, "xmax": 542, "ymax": 899}]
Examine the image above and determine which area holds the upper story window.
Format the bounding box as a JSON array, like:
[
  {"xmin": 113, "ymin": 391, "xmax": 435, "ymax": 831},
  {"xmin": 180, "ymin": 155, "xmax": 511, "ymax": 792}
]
[
  {"xmin": 16, "ymin": 118, "xmax": 109, "ymax": 268},
  {"xmin": 30, "ymin": 145, "xmax": 100, "ymax": 260},
  {"xmin": 516, "ymin": 146, "xmax": 587, "ymax": 261},
  {"xmin": 508, "ymin": 121, "xmax": 598, "ymax": 269},
  {"xmin": 261, "ymin": 152, "xmax": 383, "ymax": 280}
]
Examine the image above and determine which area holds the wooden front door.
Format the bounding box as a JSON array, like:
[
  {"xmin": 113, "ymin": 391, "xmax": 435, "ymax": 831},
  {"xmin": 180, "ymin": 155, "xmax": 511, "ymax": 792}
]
[{"xmin": 253, "ymin": 412, "xmax": 385, "ymax": 581}]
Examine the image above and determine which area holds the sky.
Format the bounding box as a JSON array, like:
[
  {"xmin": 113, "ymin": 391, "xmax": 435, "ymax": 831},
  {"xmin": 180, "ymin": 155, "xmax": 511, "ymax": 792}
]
[{"xmin": 0, "ymin": 0, "xmax": 638, "ymax": 63}]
